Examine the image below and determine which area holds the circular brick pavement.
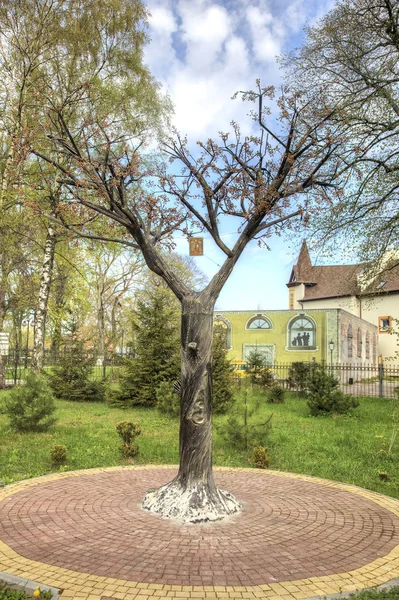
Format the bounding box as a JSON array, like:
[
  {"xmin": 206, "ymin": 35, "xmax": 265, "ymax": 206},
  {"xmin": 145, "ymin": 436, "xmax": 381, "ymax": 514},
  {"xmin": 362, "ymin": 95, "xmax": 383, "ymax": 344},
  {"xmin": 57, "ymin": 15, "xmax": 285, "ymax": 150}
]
[{"xmin": 1, "ymin": 467, "xmax": 399, "ymax": 588}]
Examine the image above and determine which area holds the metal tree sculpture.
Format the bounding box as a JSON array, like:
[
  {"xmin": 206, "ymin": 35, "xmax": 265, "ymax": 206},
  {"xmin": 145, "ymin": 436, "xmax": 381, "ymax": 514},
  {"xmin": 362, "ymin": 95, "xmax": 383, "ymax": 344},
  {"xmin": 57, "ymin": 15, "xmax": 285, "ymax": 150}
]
[{"xmin": 33, "ymin": 82, "xmax": 353, "ymax": 522}]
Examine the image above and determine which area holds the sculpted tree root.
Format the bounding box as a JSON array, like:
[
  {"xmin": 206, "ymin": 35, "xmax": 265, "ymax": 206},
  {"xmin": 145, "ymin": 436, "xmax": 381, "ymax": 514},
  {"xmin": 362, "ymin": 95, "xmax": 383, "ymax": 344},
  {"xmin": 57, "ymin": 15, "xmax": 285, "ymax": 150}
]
[{"xmin": 142, "ymin": 478, "xmax": 242, "ymax": 523}]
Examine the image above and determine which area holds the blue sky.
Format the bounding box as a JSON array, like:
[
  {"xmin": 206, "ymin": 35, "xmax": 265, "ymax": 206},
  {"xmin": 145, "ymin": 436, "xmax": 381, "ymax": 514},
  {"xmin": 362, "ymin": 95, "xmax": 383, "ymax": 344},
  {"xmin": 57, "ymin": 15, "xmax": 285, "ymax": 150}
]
[{"xmin": 143, "ymin": 0, "xmax": 336, "ymax": 310}]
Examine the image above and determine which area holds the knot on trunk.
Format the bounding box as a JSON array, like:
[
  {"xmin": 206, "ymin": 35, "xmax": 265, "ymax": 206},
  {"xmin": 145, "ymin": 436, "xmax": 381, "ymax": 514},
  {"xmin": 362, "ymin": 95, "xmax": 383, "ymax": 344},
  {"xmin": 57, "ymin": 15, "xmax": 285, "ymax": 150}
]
[
  {"xmin": 187, "ymin": 390, "xmax": 205, "ymax": 425},
  {"xmin": 188, "ymin": 341, "xmax": 198, "ymax": 354}
]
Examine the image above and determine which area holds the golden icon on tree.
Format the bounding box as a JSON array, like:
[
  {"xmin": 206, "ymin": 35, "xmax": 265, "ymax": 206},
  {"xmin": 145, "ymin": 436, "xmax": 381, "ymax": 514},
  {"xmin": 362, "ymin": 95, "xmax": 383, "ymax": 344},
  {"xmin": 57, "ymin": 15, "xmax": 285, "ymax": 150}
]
[{"xmin": 189, "ymin": 238, "xmax": 203, "ymax": 256}]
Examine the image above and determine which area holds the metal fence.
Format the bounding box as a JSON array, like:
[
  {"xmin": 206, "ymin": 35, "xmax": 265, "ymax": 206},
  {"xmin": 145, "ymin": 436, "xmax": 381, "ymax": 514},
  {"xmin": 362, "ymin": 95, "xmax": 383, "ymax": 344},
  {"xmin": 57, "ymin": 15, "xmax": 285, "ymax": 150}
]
[
  {"xmin": 1, "ymin": 348, "xmax": 130, "ymax": 386},
  {"xmin": 270, "ymin": 362, "xmax": 399, "ymax": 399},
  {"xmin": 2, "ymin": 351, "xmax": 399, "ymax": 399}
]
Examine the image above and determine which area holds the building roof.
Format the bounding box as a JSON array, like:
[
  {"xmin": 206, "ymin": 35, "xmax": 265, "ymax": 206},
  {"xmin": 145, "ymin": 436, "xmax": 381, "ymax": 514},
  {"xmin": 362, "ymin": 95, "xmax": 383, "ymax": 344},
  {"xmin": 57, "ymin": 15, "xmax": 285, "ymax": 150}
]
[{"xmin": 288, "ymin": 241, "xmax": 399, "ymax": 300}]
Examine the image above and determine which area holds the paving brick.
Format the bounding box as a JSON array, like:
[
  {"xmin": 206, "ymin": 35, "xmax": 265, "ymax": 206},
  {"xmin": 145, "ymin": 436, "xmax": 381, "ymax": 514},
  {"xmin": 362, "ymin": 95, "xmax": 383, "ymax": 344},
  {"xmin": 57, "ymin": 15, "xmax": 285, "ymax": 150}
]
[{"xmin": 1, "ymin": 466, "xmax": 399, "ymax": 600}]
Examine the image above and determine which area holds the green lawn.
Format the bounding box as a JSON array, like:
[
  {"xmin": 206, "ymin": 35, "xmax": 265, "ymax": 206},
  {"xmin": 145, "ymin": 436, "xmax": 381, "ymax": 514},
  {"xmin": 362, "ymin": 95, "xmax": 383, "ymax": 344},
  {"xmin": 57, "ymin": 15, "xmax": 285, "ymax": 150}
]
[
  {"xmin": 0, "ymin": 387, "xmax": 398, "ymax": 498},
  {"xmin": 1, "ymin": 388, "xmax": 399, "ymax": 600}
]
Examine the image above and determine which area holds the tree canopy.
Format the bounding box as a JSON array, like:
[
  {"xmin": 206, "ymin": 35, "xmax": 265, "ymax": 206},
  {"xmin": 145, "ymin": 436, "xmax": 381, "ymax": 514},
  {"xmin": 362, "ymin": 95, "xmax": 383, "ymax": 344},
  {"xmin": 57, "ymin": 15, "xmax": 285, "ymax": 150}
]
[{"xmin": 286, "ymin": 0, "xmax": 399, "ymax": 270}]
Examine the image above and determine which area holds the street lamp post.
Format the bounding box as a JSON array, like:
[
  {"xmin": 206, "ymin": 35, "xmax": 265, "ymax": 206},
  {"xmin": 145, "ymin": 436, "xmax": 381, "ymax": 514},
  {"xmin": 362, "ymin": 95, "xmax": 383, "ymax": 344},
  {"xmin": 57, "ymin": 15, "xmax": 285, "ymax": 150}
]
[{"xmin": 329, "ymin": 340, "xmax": 335, "ymax": 373}]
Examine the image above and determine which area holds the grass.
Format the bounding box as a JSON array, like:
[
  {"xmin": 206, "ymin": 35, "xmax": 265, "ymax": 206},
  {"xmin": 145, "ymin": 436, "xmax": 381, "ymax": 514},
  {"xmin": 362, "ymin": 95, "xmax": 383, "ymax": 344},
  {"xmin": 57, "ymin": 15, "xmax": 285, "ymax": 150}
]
[
  {"xmin": 1, "ymin": 386, "xmax": 399, "ymax": 600},
  {"xmin": 347, "ymin": 588, "xmax": 399, "ymax": 599},
  {"xmin": 0, "ymin": 386, "xmax": 398, "ymax": 498},
  {"xmin": 0, "ymin": 582, "xmax": 51, "ymax": 599},
  {"xmin": 0, "ymin": 393, "xmax": 179, "ymax": 483}
]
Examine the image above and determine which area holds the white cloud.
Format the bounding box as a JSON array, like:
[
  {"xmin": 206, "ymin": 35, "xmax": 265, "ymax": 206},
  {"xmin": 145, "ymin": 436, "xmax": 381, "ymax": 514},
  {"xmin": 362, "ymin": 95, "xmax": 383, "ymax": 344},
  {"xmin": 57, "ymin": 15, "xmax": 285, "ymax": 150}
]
[
  {"xmin": 179, "ymin": 2, "xmax": 231, "ymax": 71},
  {"xmin": 150, "ymin": 5, "xmax": 176, "ymax": 34},
  {"xmin": 145, "ymin": 4, "xmax": 179, "ymax": 76},
  {"xmin": 145, "ymin": 0, "xmax": 328, "ymax": 141},
  {"xmin": 246, "ymin": 6, "xmax": 282, "ymax": 62},
  {"xmin": 142, "ymin": 0, "xmax": 338, "ymax": 310}
]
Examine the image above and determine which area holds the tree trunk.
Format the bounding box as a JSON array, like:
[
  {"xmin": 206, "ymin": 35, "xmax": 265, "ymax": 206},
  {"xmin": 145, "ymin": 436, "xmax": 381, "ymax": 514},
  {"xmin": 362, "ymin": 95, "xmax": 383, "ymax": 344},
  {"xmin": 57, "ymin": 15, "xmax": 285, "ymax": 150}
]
[
  {"xmin": 50, "ymin": 266, "xmax": 67, "ymax": 361},
  {"xmin": 0, "ymin": 282, "xmax": 8, "ymax": 330},
  {"xmin": 142, "ymin": 293, "xmax": 241, "ymax": 523},
  {"xmin": 95, "ymin": 277, "xmax": 106, "ymax": 366},
  {"xmin": 0, "ymin": 354, "xmax": 5, "ymax": 389},
  {"xmin": 32, "ymin": 223, "xmax": 56, "ymax": 371}
]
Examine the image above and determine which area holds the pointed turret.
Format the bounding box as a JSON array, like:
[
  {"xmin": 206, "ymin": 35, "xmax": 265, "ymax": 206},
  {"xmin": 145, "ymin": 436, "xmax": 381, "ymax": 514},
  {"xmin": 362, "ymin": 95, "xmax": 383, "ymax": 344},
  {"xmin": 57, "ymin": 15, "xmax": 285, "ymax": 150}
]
[
  {"xmin": 288, "ymin": 240, "xmax": 313, "ymax": 285},
  {"xmin": 296, "ymin": 240, "xmax": 312, "ymax": 279}
]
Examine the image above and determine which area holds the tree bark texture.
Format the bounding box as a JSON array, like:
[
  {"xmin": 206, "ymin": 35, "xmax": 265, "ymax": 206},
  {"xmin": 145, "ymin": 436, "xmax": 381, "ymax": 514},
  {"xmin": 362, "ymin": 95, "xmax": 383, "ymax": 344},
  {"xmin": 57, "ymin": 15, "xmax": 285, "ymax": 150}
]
[
  {"xmin": 32, "ymin": 223, "xmax": 56, "ymax": 371},
  {"xmin": 96, "ymin": 277, "xmax": 106, "ymax": 361},
  {"xmin": 0, "ymin": 355, "xmax": 5, "ymax": 389},
  {"xmin": 142, "ymin": 294, "xmax": 241, "ymax": 523},
  {"xmin": 50, "ymin": 266, "xmax": 68, "ymax": 360},
  {"xmin": 0, "ymin": 281, "xmax": 8, "ymax": 330}
]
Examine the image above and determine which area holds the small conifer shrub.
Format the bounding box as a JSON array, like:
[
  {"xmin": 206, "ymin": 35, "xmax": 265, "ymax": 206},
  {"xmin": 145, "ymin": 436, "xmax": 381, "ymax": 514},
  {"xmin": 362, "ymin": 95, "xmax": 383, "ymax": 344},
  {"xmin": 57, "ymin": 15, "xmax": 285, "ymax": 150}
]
[
  {"xmin": 250, "ymin": 446, "xmax": 270, "ymax": 469},
  {"xmin": 155, "ymin": 380, "xmax": 180, "ymax": 416},
  {"xmin": 48, "ymin": 338, "xmax": 104, "ymax": 402},
  {"xmin": 267, "ymin": 386, "xmax": 285, "ymax": 404},
  {"xmin": 306, "ymin": 365, "xmax": 359, "ymax": 416},
  {"xmin": 287, "ymin": 362, "xmax": 313, "ymax": 396},
  {"xmin": 2, "ymin": 372, "xmax": 57, "ymax": 432},
  {"xmin": 116, "ymin": 421, "xmax": 141, "ymax": 458},
  {"xmin": 50, "ymin": 445, "xmax": 67, "ymax": 467},
  {"xmin": 212, "ymin": 331, "xmax": 235, "ymax": 413},
  {"xmin": 219, "ymin": 388, "xmax": 273, "ymax": 451}
]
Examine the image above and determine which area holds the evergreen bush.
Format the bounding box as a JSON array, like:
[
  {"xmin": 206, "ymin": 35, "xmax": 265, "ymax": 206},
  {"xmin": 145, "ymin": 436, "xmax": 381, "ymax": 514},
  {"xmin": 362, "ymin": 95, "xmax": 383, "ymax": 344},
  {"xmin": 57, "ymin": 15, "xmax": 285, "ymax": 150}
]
[
  {"xmin": 50, "ymin": 445, "xmax": 67, "ymax": 467},
  {"xmin": 48, "ymin": 338, "xmax": 104, "ymax": 403},
  {"xmin": 212, "ymin": 331, "xmax": 234, "ymax": 413},
  {"xmin": 155, "ymin": 380, "xmax": 180, "ymax": 417},
  {"xmin": 287, "ymin": 361, "xmax": 313, "ymax": 396},
  {"xmin": 110, "ymin": 287, "xmax": 180, "ymax": 407},
  {"xmin": 219, "ymin": 387, "xmax": 272, "ymax": 451},
  {"xmin": 267, "ymin": 386, "xmax": 285, "ymax": 404},
  {"xmin": 250, "ymin": 446, "xmax": 270, "ymax": 469},
  {"xmin": 247, "ymin": 346, "xmax": 267, "ymax": 384},
  {"xmin": 2, "ymin": 372, "xmax": 57, "ymax": 432},
  {"xmin": 116, "ymin": 421, "xmax": 141, "ymax": 458},
  {"xmin": 256, "ymin": 367, "xmax": 275, "ymax": 389},
  {"xmin": 306, "ymin": 365, "xmax": 359, "ymax": 416},
  {"xmin": 247, "ymin": 347, "xmax": 274, "ymax": 389}
]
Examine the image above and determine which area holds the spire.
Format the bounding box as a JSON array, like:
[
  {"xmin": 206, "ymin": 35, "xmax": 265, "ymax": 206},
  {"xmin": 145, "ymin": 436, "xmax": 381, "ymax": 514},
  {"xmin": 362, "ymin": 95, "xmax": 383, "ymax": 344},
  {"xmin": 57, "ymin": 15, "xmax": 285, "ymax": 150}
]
[
  {"xmin": 296, "ymin": 240, "xmax": 312, "ymax": 279},
  {"xmin": 288, "ymin": 240, "xmax": 313, "ymax": 286}
]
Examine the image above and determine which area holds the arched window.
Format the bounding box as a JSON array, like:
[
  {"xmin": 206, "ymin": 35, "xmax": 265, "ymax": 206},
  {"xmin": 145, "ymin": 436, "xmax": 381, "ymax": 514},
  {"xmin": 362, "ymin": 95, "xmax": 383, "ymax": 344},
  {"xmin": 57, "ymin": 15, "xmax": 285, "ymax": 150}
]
[
  {"xmin": 348, "ymin": 324, "xmax": 353, "ymax": 358},
  {"xmin": 357, "ymin": 328, "xmax": 362, "ymax": 358},
  {"xmin": 288, "ymin": 315, "xmax": 316, "ymax": 349},
  {"xmin": 213, "ymin": 315, "xmax": 232, "ymax": 349},
  {"xmin": 246, "ymin": 314, "xmax": 272, "ymax": 330},
  {"xmin": 365, "ymin": 332, "xmax": 370, "ymax": 359}
]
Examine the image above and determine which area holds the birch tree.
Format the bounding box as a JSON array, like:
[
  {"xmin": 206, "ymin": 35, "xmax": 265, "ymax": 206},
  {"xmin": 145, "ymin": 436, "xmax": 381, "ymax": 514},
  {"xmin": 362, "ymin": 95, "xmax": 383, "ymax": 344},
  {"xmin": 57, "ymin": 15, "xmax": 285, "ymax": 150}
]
[
  {"xmin": 0, "ymin": 0, "xmax": 168, "ymax": 369},
  {"xmin": 84, "ymin": 243, "xmax": 143, "ymax": 358}
]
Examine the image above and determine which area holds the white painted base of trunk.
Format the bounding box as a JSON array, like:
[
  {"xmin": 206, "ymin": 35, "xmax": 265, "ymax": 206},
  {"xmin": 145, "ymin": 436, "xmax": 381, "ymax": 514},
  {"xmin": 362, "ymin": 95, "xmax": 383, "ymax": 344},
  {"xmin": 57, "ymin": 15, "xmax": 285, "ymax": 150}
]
[{"xmin": 142, "ymin": 479, "xmax": 242, "ymax": 523}]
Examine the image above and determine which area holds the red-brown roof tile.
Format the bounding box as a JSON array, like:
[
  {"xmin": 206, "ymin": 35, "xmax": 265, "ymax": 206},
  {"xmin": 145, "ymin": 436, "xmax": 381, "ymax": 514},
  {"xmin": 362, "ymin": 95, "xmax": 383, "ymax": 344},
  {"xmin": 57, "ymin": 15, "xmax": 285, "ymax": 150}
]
[{"xmin": 288, "ymin": 242, "xmax": 399, "ymax": 300}]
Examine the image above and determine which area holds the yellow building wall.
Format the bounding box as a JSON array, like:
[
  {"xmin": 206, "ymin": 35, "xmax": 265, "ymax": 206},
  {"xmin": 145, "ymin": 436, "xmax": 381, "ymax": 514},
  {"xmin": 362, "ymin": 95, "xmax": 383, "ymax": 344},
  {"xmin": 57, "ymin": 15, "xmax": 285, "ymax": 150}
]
[{"xmin": 215, "ymin": 310, "xmax": 328, "ymax": 363}]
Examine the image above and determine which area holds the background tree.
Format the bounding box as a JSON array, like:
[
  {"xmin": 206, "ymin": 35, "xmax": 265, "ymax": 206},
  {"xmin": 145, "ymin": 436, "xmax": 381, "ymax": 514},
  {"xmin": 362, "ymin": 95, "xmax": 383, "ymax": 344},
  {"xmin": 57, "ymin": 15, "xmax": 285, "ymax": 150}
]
[
  {"xmin": 0, "ymin": 0, "xmax": 170, "ymax": 369},
  {"xmin": 111, "ymin": 281, "xmax": 180, "ymax": 408},
  {"xmin": 286, "ymin": 0, "xmax": 399, "ymax": 271},
  {"xmin": 211, "ymin": 330, "xmax": 234, "ymax": 414},
  {"xmin": 48, "ymin": 321, "xmax": 105, "ymax": 403},
  {"xmin": 111, "ymin": 253, "xmax": 206, "ymax": 409},
  {"xmin": 84, "ymin": 242, "xmax": 143, "ymax": 359}
]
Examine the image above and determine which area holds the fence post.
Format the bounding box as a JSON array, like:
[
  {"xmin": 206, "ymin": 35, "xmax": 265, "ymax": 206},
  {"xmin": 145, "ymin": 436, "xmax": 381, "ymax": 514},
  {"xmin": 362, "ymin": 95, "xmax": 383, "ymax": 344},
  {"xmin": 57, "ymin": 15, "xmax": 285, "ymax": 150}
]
[{"xmin": 378, "ymin": 355, "xmax": 384, "ymax": 398}]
